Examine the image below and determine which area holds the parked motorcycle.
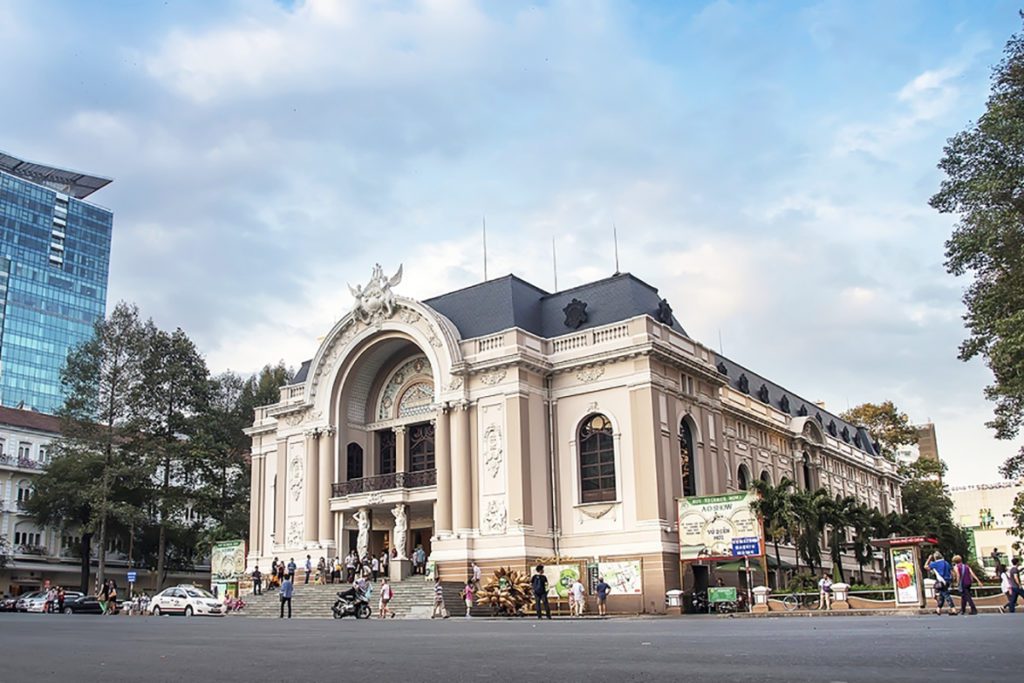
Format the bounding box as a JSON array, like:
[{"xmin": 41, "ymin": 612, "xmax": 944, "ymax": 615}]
[{"xmin": 332, "ymin": 590, "xmax": 371, "ymax": 619}]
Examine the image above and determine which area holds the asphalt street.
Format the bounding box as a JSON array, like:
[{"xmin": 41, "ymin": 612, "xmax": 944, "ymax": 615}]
[{"xmin": 0, "ymin": 612, "xmax": 1016, "ymax": 682}]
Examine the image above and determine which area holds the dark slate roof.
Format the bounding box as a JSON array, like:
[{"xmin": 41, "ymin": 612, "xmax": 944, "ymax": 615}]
[
  {"xmin": 713, "ymin": 355, "xmax": 881, "ymax": 458},
  {"xmin": 424, "ymin": 272, "xmax": 687, "ymax": 339},
  {"xmin": 291, "ymin": 360, "xmax": 311, "ymax": 384}
]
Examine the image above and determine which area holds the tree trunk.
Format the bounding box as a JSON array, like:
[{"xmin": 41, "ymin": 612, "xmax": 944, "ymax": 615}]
[
  {"xmin": 157, "ymin": 455, "xmax": 170, "ymax": 590},
  {"xmin": 79, "ymin": 531, "xmax": 93, "ymax": 594},
  {"xmin": 773, "ymin": 539, "xmax": 783, "ymax": 590}
]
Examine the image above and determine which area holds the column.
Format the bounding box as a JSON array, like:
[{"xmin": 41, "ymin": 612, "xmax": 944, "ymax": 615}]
[
  {"xmin": 395, "ymin": 426, "xmax": 407, "ymax": 473},
  {"xmin": 506, "ymin": 394, "xmax": 532, "ymax": 527},
  {"xmin": 451, "ymin": 401, "xmax": 472, "ymax": 532},
  {"xmin": 434, "ymin": 405, "xmax": 452, "ymax": 534},
  {"xmin": 248, "ymin": 454, "xmax": 262, "ymax": 557},
  {"xmin": 274, "ymin": 440, "xmax": 286, "ymax": 545},
  {"xmin": 304, "ymin": 432, "xmax": 318, "ymax": 543},
  {"xmin": 318, "ymin": 427, "xmax": 335, "ymax": 544}
]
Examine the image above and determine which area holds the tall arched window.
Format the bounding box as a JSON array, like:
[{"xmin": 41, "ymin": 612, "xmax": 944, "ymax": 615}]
[
  {"xmin": 579, "ymin": 413, "xmax": 616, "ymax": 503},
  {"xmin": 802, "ymin": 452, "xmax": 813, "ymax": 491},
  {"xmin": 347, "ymin": 443, "xmax": 363, "ymax": 481},
  {"xmin": 378, "ymin": 430, "xmax": 396, "ymax": 475},
  {"xmin": 409, "ymin": 422, "xmax": 435, "ymax": 472},
  {"xmin": 737, "ymin": 463, "xmax": 750, "ymax": 491},
  {"xmin": 680, "ymin": 419, "xmax": 697, "ymax": 497},
  {"xmin": 760, "ymin": 470, "xmax": 772, "ymax": 485}
]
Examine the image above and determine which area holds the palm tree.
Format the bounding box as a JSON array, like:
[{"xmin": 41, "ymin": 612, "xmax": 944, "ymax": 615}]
[
  {"xmin": 822, "ymin": 495, "xmax": 857, "ymax": 583},
  {"xmin": 751, "ymin": 477, "xmax": 796, "ymax": 588},
  {"xmin": 870, "ymin": 509, "xmax": 902, "ymax": 580},
  {"xmin": 791, "ymin": 488, "xmax": 830, "ymax": 573},
  {"xmin": 849, "ymin": 503, "xmax": 875, "ymax": 584}
]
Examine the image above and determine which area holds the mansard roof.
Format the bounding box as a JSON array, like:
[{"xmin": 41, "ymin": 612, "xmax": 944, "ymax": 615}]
[{"xmin": 423, "ymin": 272, "xmax": 687, "ymax": 340}]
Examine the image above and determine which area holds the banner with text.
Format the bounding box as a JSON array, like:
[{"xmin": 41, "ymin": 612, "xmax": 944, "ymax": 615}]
[{"xmin": 678, "ymin": 491, "xmax": 762, "ymax": 561}]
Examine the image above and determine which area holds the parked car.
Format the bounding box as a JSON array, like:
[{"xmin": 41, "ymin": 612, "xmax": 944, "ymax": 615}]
[
  {"xmin": 15, "ymin": 591, "xmax": 44, "ymax": 612},
  {"xmin": 22, "ymin": 591, "xmax": 83, "ymax": 613},
  {"xmin": 147, "ymin": 586, "xmax": 224, "ymax": 617},
  {"xmin": 62, "ymin": 594, "xmax": 103, "ymax": 615},
  {"xmin": 0, "ymin": 595, "xmax": 19, "ymax": 612}
]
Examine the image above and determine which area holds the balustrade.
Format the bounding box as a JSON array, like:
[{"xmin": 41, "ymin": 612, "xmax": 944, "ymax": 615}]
[{"xmin": 331, "ymin": 469, "xmax": 436, "ymax": 497}]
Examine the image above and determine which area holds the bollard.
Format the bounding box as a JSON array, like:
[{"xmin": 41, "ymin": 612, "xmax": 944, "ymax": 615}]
[
  {"xmin": 830, "ymin": 582, "xmax": 850, "ymax": 610},
  {"xmin": 751, "ymin": 585, "xmax": 771, "ymax": 613}
]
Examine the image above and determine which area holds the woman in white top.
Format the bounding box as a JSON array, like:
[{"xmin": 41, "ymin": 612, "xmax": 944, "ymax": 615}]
[
  {"xmin": 1000, "ymin": 565, "xmax": 1014, "ymax": 612},
  {"xmin": 817, "ymin": 573, "xmax": 832, "ymax": 610}
]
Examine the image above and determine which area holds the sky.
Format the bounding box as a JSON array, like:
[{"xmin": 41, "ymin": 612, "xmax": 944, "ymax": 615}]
[{"xmin": 1, "ymin": 0, "xmax": 1021, "ymax": 486}]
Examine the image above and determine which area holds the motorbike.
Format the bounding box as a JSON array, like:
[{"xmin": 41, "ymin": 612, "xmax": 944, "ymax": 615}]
[{"xmin": 332, "ymin": 590, "xmax": 372, "ymax": 619}]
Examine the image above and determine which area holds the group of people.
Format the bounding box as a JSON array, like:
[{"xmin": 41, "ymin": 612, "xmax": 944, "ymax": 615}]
[
  {"xmin": 928, "ymin": 551, "xmax": 1023, "ymax": 615},
  {"xmin": 97, "ymin": 579, "xmax": 119, "ymax": 615},
  {"xmin": 528, "ymin": 565, "xmax": 611, "ymax": 619},
  {"xmin": 39, "ymin": 586, "xmax": 68, "ymax": 614}
]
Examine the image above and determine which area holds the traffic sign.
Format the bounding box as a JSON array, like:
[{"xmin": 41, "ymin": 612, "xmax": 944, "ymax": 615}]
[{"xmin": 127, "ymin": 571, "xmax": 137, "ymax": 583}]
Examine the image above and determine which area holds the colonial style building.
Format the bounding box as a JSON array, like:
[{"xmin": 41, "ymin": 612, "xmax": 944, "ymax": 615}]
[{"xmin": 245, "ymin": 265, "xmax": 902, "ymax": 611}]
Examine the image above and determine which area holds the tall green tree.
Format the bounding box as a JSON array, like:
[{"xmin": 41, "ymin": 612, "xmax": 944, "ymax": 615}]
[
  {"xmin": 791, "ymin": 488, "xmax": 830, "ymax": 573},
  {"xmin": 821, "ymin": 495, "xmax": 858, "ymax": 583},
  {"xmin": 751, "ymin": 477, "xmax": 796, "ymax": 589},
  {"xmin": 848, "ymin": 503, "xmax": 876, "ymax": 585},
  {"xmin": 930, "ymin": 16, "xmax": 1024, "ymax": 441},
  {"xmin": 999, "ymin": 448, "xmax": 1024, "ymax": 553},
  {"xmin": 839, "ymin": 401, "xmax": 918, "ymax": 461},
  {"xmin": 130, "ymin": 325, "xmax": 210, "ymax": 589},
  {"xmin": 898, "ymin": 458, "xmax": 969, "ymax": 561}
]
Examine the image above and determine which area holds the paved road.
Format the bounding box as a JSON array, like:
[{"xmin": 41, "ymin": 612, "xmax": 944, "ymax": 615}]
[{"xmin": 0, "ymin": 612, "xmax": 1016, "ymax": 682}]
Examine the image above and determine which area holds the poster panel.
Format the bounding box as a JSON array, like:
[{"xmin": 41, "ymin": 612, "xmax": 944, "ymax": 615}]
[
  {"xmin": 598, "ymin": 560, "xmax": 643, "ymax": 595},
  {"xmin": 678, "ymin": 491, "xmax": 761, "ymax": 561},
  {"xmin": 890, "ymin": 546, "xmax": 920, "ymax": 605},
  {"xmin": 211, "ymin": 540, "xmax": 246, "ymax": 582},
  {"xmin": 546, "ymin": 564, "xmax": 581, "ymax": 598}
]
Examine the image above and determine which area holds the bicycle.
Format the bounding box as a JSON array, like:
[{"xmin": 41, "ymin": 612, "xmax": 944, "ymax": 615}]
[{"xmin": 780, "ymin": 592, "xmax": 816, "ymax": 611}]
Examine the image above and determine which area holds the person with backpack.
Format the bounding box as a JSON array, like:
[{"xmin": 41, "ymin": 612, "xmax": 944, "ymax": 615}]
[
  {"xmin": 927, "ymin": 551, "xmax": 955, "ymax": 615},
  {"xmin": 531, "ymin": 565, "xmax": 551, "ymax": 620},
  {"xmin": 952, "ymin": 554, "xmax": 980, "ymax": 615}
]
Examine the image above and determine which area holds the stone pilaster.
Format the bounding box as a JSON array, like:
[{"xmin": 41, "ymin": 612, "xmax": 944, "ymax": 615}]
[
  {"xmin": 318, "ymin": 427, "xmax": 335, "ymax": 545},
  {"xmin": 434, "ymin": 405, "xmax": 452, "ymax": 534},
  {"xmin": 451, "ymin": 400, "xmax": 472, "ymax": 533},
  {"xmin": 304, "ymin": 431, "xmax": 319, "ymax": 543}
]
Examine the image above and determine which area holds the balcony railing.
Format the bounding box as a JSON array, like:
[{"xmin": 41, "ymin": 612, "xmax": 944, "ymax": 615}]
[
  {"xmin": 0, "ymin": 454, "xmax": 44, "ymax": 470},
  {"xmin": 16, "ymin": 544, "xmax": 48, "ymax": 556},
  {"xmin": 332, "ymin": 469, "xmax": 436, "ymax": 497}
]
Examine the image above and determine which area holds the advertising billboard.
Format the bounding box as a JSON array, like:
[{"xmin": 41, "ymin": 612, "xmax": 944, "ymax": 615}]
[
  {"xmin": 678, "ymin": 491, "xmax": 762, "ymax": 561},
  {"xmin": 598, "ymin": 560, "xmax": 643, "ymax": 595},
  {"xmin": 211, "ymin": 539, "xmax": 247, "ymax": 582},
  {"xmin": 890, "ymin": 545, "xmax": 920, "ymax": 606}
]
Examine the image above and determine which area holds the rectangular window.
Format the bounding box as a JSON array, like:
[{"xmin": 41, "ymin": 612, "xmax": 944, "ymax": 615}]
[
  {"xmin": 707, "ymin": 414, "xmax": 716, "ymax": 442},
  {"xmin": 18, "ymin": 442, "xmax": 31, "ymax": 459}
]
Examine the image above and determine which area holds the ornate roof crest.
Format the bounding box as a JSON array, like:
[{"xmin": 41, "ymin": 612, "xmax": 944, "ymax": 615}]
[{"xmin": 349, "ymin": 263, "xmax": 402, "ymax": 324}]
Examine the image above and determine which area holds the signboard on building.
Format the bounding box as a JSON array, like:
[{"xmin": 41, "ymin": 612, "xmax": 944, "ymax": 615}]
[
  {"xmin": 547, "ymin": 564, "xmax": 582, "ymax": 599},
  {"xmin": 890, "ymin": 546, "xmax": 920, "ymax": 606},
  {"xmin": 678, "ymin": 491, "xmax": 762, "ymax": 561},
  {"xmin": 598, "ymin": 560, "xmax": 643, "ymax": 595},
  {"xmin": 127, "ymin": 571, "xmax": 137, "ymax": 584},
  {"xmin": 210, "ymin": 540, "xmax": 246, "ymax": 581}
]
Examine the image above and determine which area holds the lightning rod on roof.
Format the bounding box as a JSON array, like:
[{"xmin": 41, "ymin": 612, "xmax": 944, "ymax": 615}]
[
  {"xmin": 552, "ymin": 237, "xmax": 559, "ymax": 291},
  {"xmin": 482, "ymin": 216, "xmax": 488, "ymax": 282},
  {"xmin": 613, "ymin": 222, "xmax": 620, "ymax": 275}
]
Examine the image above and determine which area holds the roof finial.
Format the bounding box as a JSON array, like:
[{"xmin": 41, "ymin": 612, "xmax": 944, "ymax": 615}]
[
  {"xmin": 552, "ymin": 237, "xmax": 559, "ymax": 291},
  {"xmin": 613, "ymin": 222, "xmax": 620, "ymax": 275},
  {"xmin": 482, "ymin": 215, "xmax": 488, "ymax": 282}
]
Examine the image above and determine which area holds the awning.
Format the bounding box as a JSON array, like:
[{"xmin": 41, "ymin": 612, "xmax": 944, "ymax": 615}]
[{"xmin": 715, "ymin": 556, "xmax": 793, "ymax": 571}]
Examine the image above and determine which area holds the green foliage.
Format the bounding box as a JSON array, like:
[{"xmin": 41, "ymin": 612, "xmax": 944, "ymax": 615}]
[
  {"xmin": 0, "ymin": 534, "xmax": 10, "ymax": 569},
  {"xmin": 839, "ymin": 401, "xmax": 918, "ymax": 460},
  {"xmin": 785, "ymin": 572, "xmax": 819, "ymax": 594},
  {"xmin": 930, "ymin": 15, "xmax": 1024, "ymax": 440},
  {"xmin": 999, "ymin": 446, "xmax": 1024, "ymax": 552},
  {"xmin": 898, "ymin": 458, "xmax": 969, "ymax": 561}
]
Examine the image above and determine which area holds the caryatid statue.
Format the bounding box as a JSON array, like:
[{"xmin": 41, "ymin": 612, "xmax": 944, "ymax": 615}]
[
  {"xmin": 391, "ymin": 504, "xmax": 408, "ymax": 560},
  {"xmin": 354, "ymin": 508, "xmax": 370, "ymax": 560}
]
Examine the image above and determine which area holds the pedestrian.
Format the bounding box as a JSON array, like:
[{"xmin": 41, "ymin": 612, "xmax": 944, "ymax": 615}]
[
  {"xmin": 304, "ymin": 555, "xmax": 312, "ymax": 584},
  {"xmin": 1009, "ymin": 557, "xmax": 1023, "ymax": 612},
  {"xmin": 817, "ymin": 572, "xmax": 832, "ymax": 611},
  {"xmin": 431, "ymin": 576, "xmax": 449, "ymax": 619},
  {"xmin": 317, "ymin": 557, "xmax": 326, "ymax": 585},
  {"xmin": 108, "ymin": 580, "xmax": 119, "ymax": 615},
  {"xmin": 280, "ymin": 574, "xmax": 294, "ymax": 618},
  {"xmin": 952, "ymin": 554, "xmax": 979, "ymax": 615},
  {"xmin": 460, "ymin": 580, "xmax": 475, "ymax": 617},
  {"xmin": 927, "ymin": 552, "xmax": 955, "ymax": 615},
  {"xmin": 44, "ymin": 586, "xmax": 55, "ymax": 614},
  {"xmin": 371, "ymin": 555, "xmax": 380, "ymax": 581},
  {"xmin": 531, "ymin": 564, "xmax": 552, "ymax": 620},
  {"xmin": 252, "ymin": 565, "xmax": 263, "ymax": 595},
  {"xmin": 98, "ymin": 580, "xmax": 109, "ymax": 615},
  {"xmin": 379, "ymin": 578, "xmax": 394, "ymax": 619},
  {"xmin": 472, "ymin": 561, "xmax": 482, "ymax": 588},
  {"xmin": 595, "ymin": 576, "xmax": 610, "ymax": 617},
  {"xmin": 380, "ymin": 549, "xmax": 390, "ymax": 578},
  {"xmin": 334, "ymin": 557, "xmax": 342, "ymax": 584},
  {"xmin": 415, "ymin": 546, "xmax": 427, "ymax": 575},
  {"xmin": 276, "ymin": 560, "xmax": 286, "ymax": 586},
  {"xmin": 271, "ymin": 557, "xmax": 279, "ymax": 578},
  {"xmin": 570, "ymin": 576, "xmax": 586, "ymax": 617},
  {"xmin": 287, "ymin": 558, "xmax": 297, "ymax": 581},
  {"xmin": 346, "ymin": 552, "xmax": 356, "ymax": 583},
  {"xmin": 999, "ymin": 562, "xmax": 1014, "ymax": 613},
  {"xmin": 57, "ymin": 586, "xmax": 66, "ymax": 614}
]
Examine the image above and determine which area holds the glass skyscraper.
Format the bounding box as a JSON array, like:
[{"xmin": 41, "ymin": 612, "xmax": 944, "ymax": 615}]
[{"xmin": 0, "ymin": 151, "xmax": 112, "ymax": 414}]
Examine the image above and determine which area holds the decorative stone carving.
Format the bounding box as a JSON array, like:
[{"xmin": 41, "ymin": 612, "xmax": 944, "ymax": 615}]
[
  {"xmin": 656, "ymin": 298, "xmax": 674, "ymax": 325},
  {"xmin": 289, "ymin": 455, "xmax": 304, "ymax": 501},
  {"xmin": 391, "ymin": 504, "xmax": 408, "ymax": 560},
  {"xmin": 396, "ymin": 308, "xmax": 421, "ymax": 324},
  {"xmin": 576, "ymin": 367, "xmax": 605, "ymax": 383},
  {"xmin": 480, "ymin": 369, "xmax": 506, "ymax": 385},
  {"xmin": 448, "ymin": 376, "xmax": 464, "ymax": 391},
  {"xmin": 757, "ymin": 383, "xmax": 770, "ymax": 403},
  {"xmin": 483, "ymin": 424, "xmax": 503, "ymax": 478},
  {"xmin": 578, "ymin": 504, "xmax": 615, "ymax": 520},
  {"xmin": 287, "ymin": 519, "xmax": 302, "ymax": 547},
  {"xmin": 349, "ymin": 263, "xmax": 403, "ymax": 325},
  {"xmin": 378, "ymin": 355, "xmax": 432, "ymax": 420},
  {"xmin": 354, "ymin": 508, "xmax": 370, "ymax": 560},
  {"xmin": 483, "ymin": 499, "xmax": 507, "ymax": 534},
  {"xmin": 426, "ymin": 331, "xmax": 442, "ymax": 348},
  {"xmin": 779, "ymin": 394, "xmax": 791, "ymax": 413},
  {"xmin": 716, "ymin": 361, "xmax": 728, "ymax": 375},
  {"xmin": 282, "ymin": 411, "xmax": 307, "ymax": 426},
  {"xmin": 563, "ymin": 298, "xmax": 588, "ymax": 329},
  {"xmin": 738, "ymin": 373, "xmax": 750, "ymax": 394}
]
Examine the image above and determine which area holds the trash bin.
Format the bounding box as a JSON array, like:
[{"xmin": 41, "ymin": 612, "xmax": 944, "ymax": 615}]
[{"xmin": 666, "ymin": 589, "xmax": 684, "ymax": 612}]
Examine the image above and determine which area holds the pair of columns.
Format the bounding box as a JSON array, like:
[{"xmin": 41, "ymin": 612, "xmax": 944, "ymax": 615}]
[
  {"xmin": 304, "ymin": 427, "xmax": 336, "ymax": 544},
  {"xmin": 435, "ymin": 401, "xmax": 473, "ymax": 535}
]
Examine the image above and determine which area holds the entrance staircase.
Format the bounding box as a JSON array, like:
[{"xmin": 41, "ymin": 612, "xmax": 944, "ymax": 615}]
[{"xmin": 235, "ymin": 575, "xmax": 468, "ymax": 619}]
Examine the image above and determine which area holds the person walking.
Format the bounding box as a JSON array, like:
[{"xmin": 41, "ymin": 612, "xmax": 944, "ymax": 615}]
[
  {"xmin": 57, "ymin": 586, "xmax": 66, "ymax": 615},
  {"xmin": 1008, "ymin": 558, "xmax": 1022, "ymax": 612},
  {"xmin": 952, "ymin": 555, "xmax": 980, "ymax": 615},
  {"xmin": 379, "ymin": 578, "xmax": 394, "ymax": 619},
  {"xmin": 279, "ymin": 575, "xmax": 294, "ymax": 618},
  {"xmin": 345, "ymin": 552, "xmax": 356, "ymax": 583},
  {"xmin": 570, "ymin": 577, "xmax": 586, "ymax": 617},
  {"xmin": 371, "ymin": 555, "xmax": 380, "ymax": 582},
  {"xmin": 472, "ymin": 562, "xmax": 482, "ymax": 589},
  {"xmin": 817, "ymin": 572, "xmax": 832, "ymax": 611},
  {"xmin": 531, "ymin": 565, "xmax": 552, "ymax": 620},
  {"xmin": 595, "ymin": 576, "xmax": 610, "ymax": 616},
  {"xmin": 460, "ymin": 580, "xmax": 475, "ymax": 617},
  {"xmin": 431, "ymin": 577, "xmax": 449, "ymax": 619},
  {"xmin": 287, "ymin": 558, "xmax": 297, "ymax": 582},
  {"xmin": 303, "ymin": 555, "xmax": 312, "ymax": 584},
  {"xmin": 107, "ymin": 580, "xmax": 119, "ymax": 615},
  {"xmin": 98, "ymin": 580, "xmax": 110, "ymax": 615},
  {"xmin": 380, "ymin": 549, "xmax": 390, "ymax": 579},
  {"xmin": 927, "ymin": 552, "xmax": 955, "ymax": 615},
  {"xmin": 252, "ymin": 565, "xmax": 263, "ymax": 595},
  {"xmin": 998, "ymin": 562, "xmax": 1014, "ymax": 613}
]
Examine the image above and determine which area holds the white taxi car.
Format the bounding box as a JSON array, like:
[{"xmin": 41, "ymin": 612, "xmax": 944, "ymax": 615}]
[{"xmin": 147, "ymin": 586, "xmax": 224, "ymax": 617}]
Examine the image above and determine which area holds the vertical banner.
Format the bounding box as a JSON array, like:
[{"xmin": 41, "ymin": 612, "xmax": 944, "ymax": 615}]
[
  {"xmin": 211, "ymin": 540, "xmax": 247, "ymax": 583},
  {"xmin": 890, "ymin": 546, "xmax": 920, "ymax": 606}
]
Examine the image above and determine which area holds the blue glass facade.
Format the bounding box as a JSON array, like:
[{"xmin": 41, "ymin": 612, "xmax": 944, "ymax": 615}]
[{"xmin": 0, "ymin": 170, "xmax": 111, "ymax": 414}]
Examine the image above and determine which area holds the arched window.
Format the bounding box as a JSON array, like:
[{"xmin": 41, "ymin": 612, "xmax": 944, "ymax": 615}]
[
  {"xmin": 409, "ymin": 422, "xmax": 435, "ymax": 472},
  {"xmin": 579, "ymin": 414, "xmax": 616, "ymax": 503},
  {"xmin": 680, "ymin": 419, "xmax": 697, "ymax": 497},
  {"xmin": 802, "ymin": 453, "xmax": 813, "ymax": 491},
  {"xmin": 347, "ymin": 443, "xmax": 363, "ymax": 481},
  {"xmin": 378, "ymin": 430, "xmax": 396, "ymax": 475},
  {"xmin": 737, "ymin": 464, "xmax": 750, "ymax": 491},
  {"xmin": 760, "ymin": 470, "xmax": 772, "ymax": 485}
]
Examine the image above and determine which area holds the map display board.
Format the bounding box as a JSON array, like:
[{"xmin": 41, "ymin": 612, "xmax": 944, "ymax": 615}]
[
  {"xmin": 678, "ymin": 491, "xmax": 762, "ymax": 561},
  {"xmin": 598, "ymin": 560, "xmax": 643, "ymax": 595}
]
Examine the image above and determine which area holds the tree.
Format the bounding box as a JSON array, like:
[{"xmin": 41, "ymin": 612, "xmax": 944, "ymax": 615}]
[
  {"xmin": 58, "ymin": 301, "xmax": 148, "ymax": 586},
  {"xmin": 839, "ymin": 401, "xmax": 918, "ymax": 461},
  {"xmin": 751, "ymin": 477, "xmax": 796, "ymax": 589},
  {"xmin": 822, "ymin": 495, "xmax": 858, "ymax": 583},
  {"xmin": 130, "ymin": 325, "xmax": 209, "ymax": 589},
  {"xmin": 898, "ymin": 458, "xmax": 969, "ymax": 562},
  {"xmin": 998, "ymin": 446, "xmax": 1024, "ymax": 553},
  {"xmin": 848, "ymin": 503, "xmax": 876, "ymax": 585},
  {"xmin": 930, "ymin": 16, "xmax": 1024, "ymax": 441},
  {"xmin": 0, "ymin": 534, "xmax": 10, "ymax": 570},
  {"xmin": 791, "ymin": 488, "xmax": 830, "ymax": 573}
]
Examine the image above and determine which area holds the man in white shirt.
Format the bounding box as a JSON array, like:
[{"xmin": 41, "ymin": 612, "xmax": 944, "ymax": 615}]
[{"xmin": 570, "ymin": 578, "xmax": 586, "ymax": 617}]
